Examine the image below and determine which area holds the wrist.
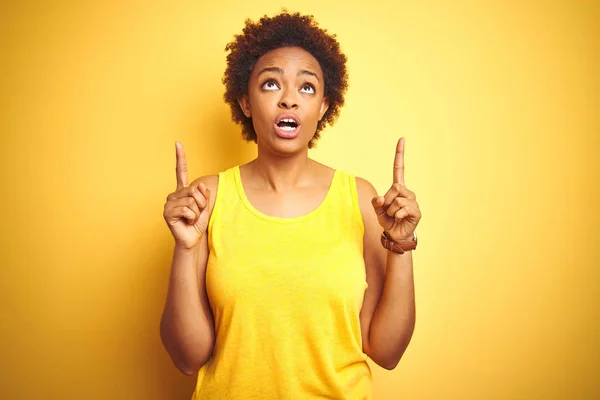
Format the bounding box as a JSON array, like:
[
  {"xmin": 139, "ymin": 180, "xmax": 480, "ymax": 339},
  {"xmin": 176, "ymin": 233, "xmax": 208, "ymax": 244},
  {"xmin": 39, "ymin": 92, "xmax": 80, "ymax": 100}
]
[
  {"xmin": 383, "ymin": 230, "xmax": 417, "ymax": 242},
  {"xmin": 381, "ymin": 231, "xmax": 417, "ymax": 254},
  {"xmin": 393, "ymin": 234, "xmax": 414, "ymax": 242},
  {"xmin": 174, "ymin": 242, "xmax": 201, "ymax": 255}
]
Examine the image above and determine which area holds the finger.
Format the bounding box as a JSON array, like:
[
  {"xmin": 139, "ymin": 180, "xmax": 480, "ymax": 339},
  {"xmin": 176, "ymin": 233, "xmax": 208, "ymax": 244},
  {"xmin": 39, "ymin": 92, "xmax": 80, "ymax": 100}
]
[
  {"xmin": 167, "ymin": 186, "xmax": 194, "ymax": 201},
  {"xmin": 386, "ymin": 197, "xmax": 408, "ymax": 217},
  {"xmin": 393, "ymin": 137, "xmax": 405, "ymax": 185},
  {"xmin": 190, "ymin": 184, "xmax": 207, "ymax": 210},
  {"xmin": 177, "ymin": 206, "xmax": 197, "ymax": 224},
  {"xmin": 394, "ymin": 207, "xmax": 409, "ymax": 222},
  {"xmin": 371, "ymin": 196, "xmax": 394, "ymax": 230},
  {"xmin": 197, "ymin": 183, "xmax": 211, "ymax": 207},
  {"xmin": 165, "ymin": 205, "xmax": 197, "ymax": 224},
  {"xmin": 175, "ymin": 141, "xmax": 189, "ymax": 190},
  {"xmin": 371, "ymin": 196, "xmax": 386, "ymax": 216},
  {"xmin": 382, "ymin": 183, "xmax": 413, "ymax": 206},
  {"xmin": 167, "ymin": 196, "xmax": 200, "ymax": 218}
]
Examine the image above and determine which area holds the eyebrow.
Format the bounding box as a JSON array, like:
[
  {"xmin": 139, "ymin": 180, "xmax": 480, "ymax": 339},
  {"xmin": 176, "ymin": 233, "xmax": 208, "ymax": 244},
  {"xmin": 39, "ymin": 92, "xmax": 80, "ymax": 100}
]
[{"xmin": 257, "ymin": 67, "xmax": 320, "ymax": 82}]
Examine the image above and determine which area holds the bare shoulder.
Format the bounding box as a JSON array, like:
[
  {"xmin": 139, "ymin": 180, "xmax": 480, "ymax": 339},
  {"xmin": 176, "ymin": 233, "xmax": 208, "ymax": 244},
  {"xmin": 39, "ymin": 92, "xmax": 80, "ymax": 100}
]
[
  {"xmin": 354, "ymin": 176, "xmax": 378, "ymax": 214},
  {"xmin": 192, "ymin": 174, "xmax": 219, "ymax": 192},
  {"xmin": 355, "ymin": 176, "xmax": 377, "ymax": 196}
]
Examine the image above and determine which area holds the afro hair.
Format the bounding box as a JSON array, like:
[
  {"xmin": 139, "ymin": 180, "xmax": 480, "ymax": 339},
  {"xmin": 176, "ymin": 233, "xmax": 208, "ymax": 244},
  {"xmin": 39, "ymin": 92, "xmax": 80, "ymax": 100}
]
[{"xmin": 222, "ymin": 11, "xmax": 349, "ymax": 148}]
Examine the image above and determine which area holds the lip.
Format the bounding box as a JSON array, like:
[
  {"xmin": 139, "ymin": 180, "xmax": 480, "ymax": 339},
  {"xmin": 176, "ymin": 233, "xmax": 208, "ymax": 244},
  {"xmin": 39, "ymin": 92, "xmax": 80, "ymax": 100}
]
[
  {"xmin": 274, "ymin": 113, "xmax": 302, "ymax": 139},
  {"xmin": 275, "ymin": 113, "xmax": 301, "ymax": 125}
]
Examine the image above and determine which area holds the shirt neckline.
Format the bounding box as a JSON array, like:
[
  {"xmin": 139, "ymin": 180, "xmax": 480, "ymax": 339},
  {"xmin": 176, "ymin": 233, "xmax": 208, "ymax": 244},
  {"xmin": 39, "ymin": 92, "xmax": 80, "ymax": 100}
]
[{"xmin": 233, "ymin": 165, "xmax": 338, "ymax": 223}]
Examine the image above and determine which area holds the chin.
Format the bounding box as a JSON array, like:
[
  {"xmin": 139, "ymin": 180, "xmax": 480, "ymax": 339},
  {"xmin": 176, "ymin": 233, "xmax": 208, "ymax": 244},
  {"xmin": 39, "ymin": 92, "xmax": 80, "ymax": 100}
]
[{"xmin": 259, "ymin": 136, "xmax": 311, "ymax": 155}]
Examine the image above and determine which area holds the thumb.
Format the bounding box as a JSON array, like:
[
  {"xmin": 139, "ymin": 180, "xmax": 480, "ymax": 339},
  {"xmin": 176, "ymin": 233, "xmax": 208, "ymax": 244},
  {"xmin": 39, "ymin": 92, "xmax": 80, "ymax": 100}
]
[{"xmin": 371, "ymin": 196, "xmax": 386, "ymax": 216}]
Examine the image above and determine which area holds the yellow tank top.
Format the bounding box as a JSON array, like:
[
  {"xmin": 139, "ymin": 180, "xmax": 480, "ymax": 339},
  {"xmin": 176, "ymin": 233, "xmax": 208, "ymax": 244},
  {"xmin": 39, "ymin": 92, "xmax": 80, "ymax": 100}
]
[{"xmin": 192, "ymin": 165, "xmax": 372, "ymax": 399}]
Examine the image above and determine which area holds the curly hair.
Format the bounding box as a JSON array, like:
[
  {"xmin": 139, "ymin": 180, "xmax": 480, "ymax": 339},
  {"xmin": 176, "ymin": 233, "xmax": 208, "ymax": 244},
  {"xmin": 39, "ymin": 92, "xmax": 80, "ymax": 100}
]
[{"xmin": 222, "ymin": 11, "xmax": 349, "ymax": 148}]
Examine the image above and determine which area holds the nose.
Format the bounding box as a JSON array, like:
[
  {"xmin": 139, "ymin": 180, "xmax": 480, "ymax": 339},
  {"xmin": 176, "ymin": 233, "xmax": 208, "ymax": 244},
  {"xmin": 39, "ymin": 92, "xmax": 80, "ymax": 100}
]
[{"xmin": 279, "ymin": 88, "xmax": 298, "ymax": 110}]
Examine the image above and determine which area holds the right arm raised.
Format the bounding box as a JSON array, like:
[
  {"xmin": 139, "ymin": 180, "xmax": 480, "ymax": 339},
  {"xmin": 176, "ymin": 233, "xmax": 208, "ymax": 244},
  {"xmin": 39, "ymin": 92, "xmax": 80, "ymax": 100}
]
[{"xmin": 160, "ymin": 142, "xmax": 219, "ymax": 375}]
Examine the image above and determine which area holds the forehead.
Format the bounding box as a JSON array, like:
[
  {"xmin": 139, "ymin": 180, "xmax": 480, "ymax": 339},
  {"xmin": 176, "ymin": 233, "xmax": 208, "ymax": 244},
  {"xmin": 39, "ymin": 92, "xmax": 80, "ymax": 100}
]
[{"xmin": 252, "ymin": 46, "xmax": 323, "ymax": 78}]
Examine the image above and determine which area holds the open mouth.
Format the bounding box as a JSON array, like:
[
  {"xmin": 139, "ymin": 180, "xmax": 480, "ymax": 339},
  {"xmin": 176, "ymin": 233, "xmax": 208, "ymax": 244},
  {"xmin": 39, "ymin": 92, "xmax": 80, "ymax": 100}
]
[
  {"xmin": 274, "ymin": 114, "xmax": 301, "ymax": 138},
  {"xmin": 276, "ymin": 118, "xmax": 299, "ymax": 131}
]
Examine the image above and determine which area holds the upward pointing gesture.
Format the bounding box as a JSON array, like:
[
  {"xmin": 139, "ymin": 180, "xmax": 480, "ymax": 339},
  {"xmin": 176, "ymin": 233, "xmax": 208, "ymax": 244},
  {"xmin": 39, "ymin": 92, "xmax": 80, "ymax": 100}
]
[
  {"xmin": 393, "ymin": 136, "xmax": 405, "ymax": 186},
  {"xmin": 163, "ymin": 142, "xmax": 211, "ymax": 250},
  {"xmin": 372, "ymin": 138, "xmax": 421, "ymax": 242},
  {"xmin": 176, "ymin": 141, "xmax": 189, "ymax": 190}
]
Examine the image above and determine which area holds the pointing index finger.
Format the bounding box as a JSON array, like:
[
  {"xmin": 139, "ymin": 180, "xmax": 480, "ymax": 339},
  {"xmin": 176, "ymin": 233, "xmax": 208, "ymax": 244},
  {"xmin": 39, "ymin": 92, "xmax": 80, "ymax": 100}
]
[
  {"xmin": 393, "ymin": 137, "xmax": 405, "ymax": 185},
  {"xmin": 175, "ymin": 141, "xmax": 188, "ymax": 189}
]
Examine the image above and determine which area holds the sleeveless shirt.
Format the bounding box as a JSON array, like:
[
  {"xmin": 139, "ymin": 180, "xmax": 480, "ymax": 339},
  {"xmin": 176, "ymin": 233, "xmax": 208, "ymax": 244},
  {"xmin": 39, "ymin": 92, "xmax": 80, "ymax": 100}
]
[{"xmin": 192, "ymin": 165, "xmax": 372, "ymax": 399}]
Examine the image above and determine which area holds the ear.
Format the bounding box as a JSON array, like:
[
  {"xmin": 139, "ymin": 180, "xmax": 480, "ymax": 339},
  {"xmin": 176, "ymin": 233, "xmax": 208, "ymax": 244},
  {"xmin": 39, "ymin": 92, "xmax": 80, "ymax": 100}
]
[
  {"xmin": 238, "ymin": 95, "xmax": 251, "ymax": 118},
  {"xmin": 318, "ymin": 97, "xmax": 330, "ymax": 121}
]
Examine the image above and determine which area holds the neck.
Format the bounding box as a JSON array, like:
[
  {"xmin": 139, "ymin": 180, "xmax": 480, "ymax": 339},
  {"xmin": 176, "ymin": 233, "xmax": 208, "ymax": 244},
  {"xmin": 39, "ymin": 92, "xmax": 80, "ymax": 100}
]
[{"xmin": 249, "ymin": 148, "xmax": 314, "ymax": 192}]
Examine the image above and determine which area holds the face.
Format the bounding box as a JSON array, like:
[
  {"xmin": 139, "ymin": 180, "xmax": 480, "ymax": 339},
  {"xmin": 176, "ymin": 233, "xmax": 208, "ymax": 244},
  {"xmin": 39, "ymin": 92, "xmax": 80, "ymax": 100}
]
[{"xmin": 238, "ymin": 46, "xmax": 329, "ymax": 153}]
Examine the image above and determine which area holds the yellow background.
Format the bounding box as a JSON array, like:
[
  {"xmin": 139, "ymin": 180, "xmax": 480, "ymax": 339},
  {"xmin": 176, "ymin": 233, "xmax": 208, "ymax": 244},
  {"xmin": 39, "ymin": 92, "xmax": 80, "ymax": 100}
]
[{"xmin": 1, "ymin": 1, "xmax": 598, "ymax": 399}]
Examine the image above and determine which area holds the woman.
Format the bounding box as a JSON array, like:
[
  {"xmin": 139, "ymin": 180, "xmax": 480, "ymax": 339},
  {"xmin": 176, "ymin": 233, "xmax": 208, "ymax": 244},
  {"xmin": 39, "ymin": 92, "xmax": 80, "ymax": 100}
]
[{"xmin": 160, "ymin": 11, "xmax": 421, "ymax": 399}]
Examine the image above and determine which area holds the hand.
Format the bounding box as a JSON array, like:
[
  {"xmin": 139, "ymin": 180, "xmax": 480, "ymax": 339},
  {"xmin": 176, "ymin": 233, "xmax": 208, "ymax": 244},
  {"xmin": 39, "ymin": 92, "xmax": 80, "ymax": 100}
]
[
  {"xmin": 163, "ymin": 142, "xmax": 211, "ymax": 250},
  {"xmin": 371, "ymin": 137, "xmax": 422, "ymax": 242}
]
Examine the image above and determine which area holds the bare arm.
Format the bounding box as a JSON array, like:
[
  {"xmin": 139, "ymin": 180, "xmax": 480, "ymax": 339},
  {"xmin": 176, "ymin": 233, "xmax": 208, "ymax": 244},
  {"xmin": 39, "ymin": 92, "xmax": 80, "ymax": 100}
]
[
  {"xmin": 358, "ymin": 138, "xmax": 421, "ymax": 370},
  {"xmin": 357, "ymin": 177, "xmax": 416, "ymax": 370},
  {"xmin": 159, "ymin": 142, "xmax": 219, "ymax": 375},
  {"xmin": 160, "ymin": 218, "xmax": 215, "ymax": 376}
]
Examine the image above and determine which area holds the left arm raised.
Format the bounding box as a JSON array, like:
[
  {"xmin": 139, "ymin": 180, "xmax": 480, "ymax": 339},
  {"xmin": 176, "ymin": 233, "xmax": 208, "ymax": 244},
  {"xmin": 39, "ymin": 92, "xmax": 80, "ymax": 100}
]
[
  {"xmin": 357, "ymin": 137, "xmax": 421, "ymax": 369},
  {"xmin": 357, "ymin": 177, "xmax": 416, "ymax": 370}
]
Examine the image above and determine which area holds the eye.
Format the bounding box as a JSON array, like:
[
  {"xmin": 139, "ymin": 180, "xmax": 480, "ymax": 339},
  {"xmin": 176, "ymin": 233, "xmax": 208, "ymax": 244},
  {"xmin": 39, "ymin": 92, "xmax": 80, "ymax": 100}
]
[
  {"xmin": 262, "ymin": 79, "xmax": 279, "ymax": 91},
  {"xmin": 300, "ymin": 84, "xmax": 315, "ymax": 94}
]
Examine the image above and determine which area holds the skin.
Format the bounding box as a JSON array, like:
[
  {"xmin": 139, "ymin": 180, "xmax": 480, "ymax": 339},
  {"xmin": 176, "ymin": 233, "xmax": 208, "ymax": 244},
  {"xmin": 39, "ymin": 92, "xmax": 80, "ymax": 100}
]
[
  {"xmin": 160, "ymin": 46, "xmax": 422, "ymax": 374},
  {"xmin": 236, "ymin": 46, "xmax": 333, "ymax": 215}
]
